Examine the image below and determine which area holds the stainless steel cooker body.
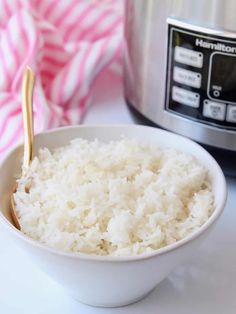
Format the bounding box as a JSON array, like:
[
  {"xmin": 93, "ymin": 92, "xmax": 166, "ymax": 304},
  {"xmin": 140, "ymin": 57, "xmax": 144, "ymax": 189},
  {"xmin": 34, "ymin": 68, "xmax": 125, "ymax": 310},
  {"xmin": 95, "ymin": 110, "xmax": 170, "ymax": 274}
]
[{"xmin": 124, "ymin": 0, "xmax": 236, "ymax": 151}]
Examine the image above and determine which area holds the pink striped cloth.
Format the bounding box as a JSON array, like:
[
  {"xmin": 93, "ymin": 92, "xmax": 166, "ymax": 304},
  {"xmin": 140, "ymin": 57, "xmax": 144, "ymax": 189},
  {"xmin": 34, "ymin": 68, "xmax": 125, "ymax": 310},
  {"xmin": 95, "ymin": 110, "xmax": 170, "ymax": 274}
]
[{"xmin": 0, "ymin": 0, "xmax": 123, "ymax": 160}]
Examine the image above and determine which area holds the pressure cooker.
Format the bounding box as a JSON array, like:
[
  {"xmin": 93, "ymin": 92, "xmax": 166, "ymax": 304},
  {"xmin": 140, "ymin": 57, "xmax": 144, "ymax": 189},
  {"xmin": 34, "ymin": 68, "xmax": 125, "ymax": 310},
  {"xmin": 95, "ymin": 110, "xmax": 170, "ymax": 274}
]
[{"xmin": 124, "ymin": 0, "xmax": 236, "ymax": 175}]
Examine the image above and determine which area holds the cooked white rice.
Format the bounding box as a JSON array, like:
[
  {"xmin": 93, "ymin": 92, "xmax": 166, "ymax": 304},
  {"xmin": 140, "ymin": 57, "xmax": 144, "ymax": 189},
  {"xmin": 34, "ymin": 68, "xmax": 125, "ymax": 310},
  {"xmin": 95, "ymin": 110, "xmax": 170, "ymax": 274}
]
[{"xmin": 14, "ymin": 138, "xmax": 214, "ymax": 256}]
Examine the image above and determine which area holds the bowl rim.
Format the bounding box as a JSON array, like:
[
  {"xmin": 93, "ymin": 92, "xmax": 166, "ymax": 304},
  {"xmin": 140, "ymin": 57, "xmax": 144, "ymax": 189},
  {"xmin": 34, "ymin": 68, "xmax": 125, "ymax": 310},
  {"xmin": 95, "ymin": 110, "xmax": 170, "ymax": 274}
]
[{"xmin": 0, "ymin": 124, "xmax": 227, "ymax": 262}]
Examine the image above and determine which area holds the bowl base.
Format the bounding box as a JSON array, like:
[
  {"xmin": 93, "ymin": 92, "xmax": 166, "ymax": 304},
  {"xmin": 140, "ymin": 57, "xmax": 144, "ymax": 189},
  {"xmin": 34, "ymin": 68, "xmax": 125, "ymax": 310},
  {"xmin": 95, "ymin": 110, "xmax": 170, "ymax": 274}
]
[{"xmin": 68, "ymin": 287, "xmax": 156, "ymax": 308}]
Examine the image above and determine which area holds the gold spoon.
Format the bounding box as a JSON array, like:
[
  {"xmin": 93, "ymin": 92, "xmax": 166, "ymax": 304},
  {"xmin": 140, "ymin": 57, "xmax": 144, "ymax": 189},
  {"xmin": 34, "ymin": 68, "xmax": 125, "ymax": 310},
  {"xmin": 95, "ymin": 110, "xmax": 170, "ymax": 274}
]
[{"xmin": 11, "ymin": 66, "xmax": 35, "ymax": 230}]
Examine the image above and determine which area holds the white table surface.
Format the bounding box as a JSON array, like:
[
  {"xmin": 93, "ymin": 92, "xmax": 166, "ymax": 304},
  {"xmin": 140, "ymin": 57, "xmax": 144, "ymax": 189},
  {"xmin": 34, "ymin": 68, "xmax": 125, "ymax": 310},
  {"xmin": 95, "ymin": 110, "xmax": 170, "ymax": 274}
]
[{"xmin": 1, "ymin": 71, "xmax": 236, "ymax": 314}]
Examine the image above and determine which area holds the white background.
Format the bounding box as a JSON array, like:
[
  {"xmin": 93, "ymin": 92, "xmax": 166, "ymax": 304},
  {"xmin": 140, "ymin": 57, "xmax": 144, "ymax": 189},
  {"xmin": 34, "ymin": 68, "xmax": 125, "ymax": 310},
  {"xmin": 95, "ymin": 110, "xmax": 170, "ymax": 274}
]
[{"xmin": 1, "ymin": 71, "xmax": 236, "ymax": 314}]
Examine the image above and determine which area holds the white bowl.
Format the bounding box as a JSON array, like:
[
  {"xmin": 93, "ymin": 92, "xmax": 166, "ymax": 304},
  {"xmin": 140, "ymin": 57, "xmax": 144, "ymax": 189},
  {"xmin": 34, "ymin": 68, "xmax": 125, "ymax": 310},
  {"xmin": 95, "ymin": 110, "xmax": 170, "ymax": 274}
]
[{"xmin": 0, "ymin": 125, "xmax": 227, "ymax": 307}]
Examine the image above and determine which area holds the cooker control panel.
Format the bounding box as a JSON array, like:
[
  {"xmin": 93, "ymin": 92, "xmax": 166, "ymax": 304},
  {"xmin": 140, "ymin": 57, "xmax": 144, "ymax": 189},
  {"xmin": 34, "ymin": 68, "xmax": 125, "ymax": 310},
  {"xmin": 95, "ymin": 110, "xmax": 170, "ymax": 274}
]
[{"xmin": 165, "ymin": 19, "xmax": 236, "ymax": 129}]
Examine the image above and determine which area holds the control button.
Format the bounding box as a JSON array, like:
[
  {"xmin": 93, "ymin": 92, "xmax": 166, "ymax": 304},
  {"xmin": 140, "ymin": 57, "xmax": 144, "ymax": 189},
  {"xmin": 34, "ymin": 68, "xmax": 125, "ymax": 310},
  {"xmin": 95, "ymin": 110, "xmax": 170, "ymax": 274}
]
[
  {"xmin": 213, "ymin": 90, "xmax": 220, "ymax": 98},
  {"xmin": 203, "ymin": 100, "xmax": 226, "ymax": 121},
  {"xmin": 175, "ymin": 46, "xmax": 203, "ymax": 68},
  {"xmin": 172, "ymin": 86, "xmax": 200, "ymax": 108},
  {"xmin": 226, "ymin": 105, "xmax": 236, "ymax": 123},
  {"xmin": 173, "ymin": 67, "xmax": 202, "ymax": 88}
]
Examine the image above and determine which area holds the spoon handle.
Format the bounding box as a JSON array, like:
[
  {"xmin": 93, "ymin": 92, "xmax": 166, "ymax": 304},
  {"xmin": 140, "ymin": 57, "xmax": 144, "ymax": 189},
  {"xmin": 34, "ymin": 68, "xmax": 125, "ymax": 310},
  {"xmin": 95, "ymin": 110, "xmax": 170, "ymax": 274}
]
[{"xmin": 22, "ymin": 66, "xmax": 35, "ymax": 173}]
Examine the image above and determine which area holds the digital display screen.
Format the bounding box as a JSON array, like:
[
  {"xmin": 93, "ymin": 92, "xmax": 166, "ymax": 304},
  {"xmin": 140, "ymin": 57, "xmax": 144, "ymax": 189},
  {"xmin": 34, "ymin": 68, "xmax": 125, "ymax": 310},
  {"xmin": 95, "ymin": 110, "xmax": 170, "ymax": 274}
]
[{"xmin": 209, "ymin": 53, "xmax": 236, "ymax": 103}]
